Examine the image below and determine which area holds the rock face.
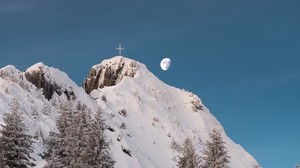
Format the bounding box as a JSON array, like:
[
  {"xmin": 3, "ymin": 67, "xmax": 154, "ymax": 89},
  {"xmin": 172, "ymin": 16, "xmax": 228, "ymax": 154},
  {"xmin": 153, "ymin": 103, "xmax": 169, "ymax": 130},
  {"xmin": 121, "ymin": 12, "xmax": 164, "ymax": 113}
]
[
  {"xmin": 25, "ymin": 69, "xmax": 56, "ymax": 100},
  {"xmin": 25, "ymin": 63, "xmax": 76, "ymax": 100},
  {"xmin": 83, "ymin": 56, "xmax": 138, "ymax": 94}
]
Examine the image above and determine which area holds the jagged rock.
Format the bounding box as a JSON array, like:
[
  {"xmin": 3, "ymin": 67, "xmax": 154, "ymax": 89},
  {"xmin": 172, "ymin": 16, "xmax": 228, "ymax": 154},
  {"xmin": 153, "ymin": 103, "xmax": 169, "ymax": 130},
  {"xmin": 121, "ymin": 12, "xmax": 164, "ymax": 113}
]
[
  {"xmin": 83, "ymin": 56, "xmax": 138, "ymax": 94},
  {"xmin": 25, "ymin": 70, "xmax": 56, "ymax": 100},
  {"xmin": 24, "ymin": 63, "xmax": 76, "ymax": 100}
]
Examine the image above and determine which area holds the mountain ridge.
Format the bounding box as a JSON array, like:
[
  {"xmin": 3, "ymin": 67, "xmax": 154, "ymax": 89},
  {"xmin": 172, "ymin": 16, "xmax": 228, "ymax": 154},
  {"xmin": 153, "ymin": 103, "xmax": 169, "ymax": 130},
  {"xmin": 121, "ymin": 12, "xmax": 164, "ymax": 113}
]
[{"xmin": 0, "ymin": 56, "xmax": 260, "ymax": 168}]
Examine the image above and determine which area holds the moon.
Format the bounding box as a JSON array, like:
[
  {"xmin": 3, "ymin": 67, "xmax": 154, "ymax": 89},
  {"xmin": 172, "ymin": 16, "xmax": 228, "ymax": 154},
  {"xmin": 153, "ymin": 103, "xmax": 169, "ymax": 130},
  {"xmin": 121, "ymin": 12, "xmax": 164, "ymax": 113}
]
[{"xmin": 160, "ymin": 58, "xmax": 171, "ymax": 71}]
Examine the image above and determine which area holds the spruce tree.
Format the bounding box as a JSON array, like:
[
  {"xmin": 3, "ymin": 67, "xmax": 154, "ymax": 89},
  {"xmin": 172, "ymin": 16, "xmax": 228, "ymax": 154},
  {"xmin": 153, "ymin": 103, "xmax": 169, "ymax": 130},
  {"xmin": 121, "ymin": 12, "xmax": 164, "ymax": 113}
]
[
  {"xmin": 31, "ymin": 104, "xmax": 39, "ymax": 119},
  {"xmin": 0, "ymin": 136, "xmax": 8, "ymax": 168},
  {"xmin": 202, "ymin": 129, "xmax": 230, "ymax": 168},
  {"xmin": 88, "ymin": 108, "xmax": 115, "ymax": 168},
  {"xmin": 177, "ymin": 137, "xmax": 201, "ymax": 168},
  {"xmin": 42, "ymin": 103, "xmax": 51, "ymax": 115},
  {"xmin": 43, "ymin": 101, "xmax": 114, "ymax": 168},
  {"xmin": 43, "ymin": 100, "xmax": 74, "ymax": 168},
  {"xmin": 64, "ymin": 102, "xmax": 93, "ymax": 168},
  {"xmin": 0, "ymin": 98, "xmax": 36, "ymax": 168}
]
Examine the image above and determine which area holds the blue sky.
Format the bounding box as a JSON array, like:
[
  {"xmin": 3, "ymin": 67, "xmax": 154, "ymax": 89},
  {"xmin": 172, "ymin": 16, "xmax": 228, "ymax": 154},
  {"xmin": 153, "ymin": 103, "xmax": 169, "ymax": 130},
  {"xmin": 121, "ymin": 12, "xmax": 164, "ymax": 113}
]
[{"xmin": 1, "ymin": 0, "xmax": 299, "ymax": 167}]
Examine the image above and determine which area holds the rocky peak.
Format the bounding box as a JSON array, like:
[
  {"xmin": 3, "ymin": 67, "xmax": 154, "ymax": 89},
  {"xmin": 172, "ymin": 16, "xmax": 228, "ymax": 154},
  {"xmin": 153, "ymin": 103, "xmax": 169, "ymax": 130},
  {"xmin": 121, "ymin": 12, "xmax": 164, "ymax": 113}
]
[
  {"xmin": 24, "ymin": 62, "xmax": 76, "ymax": 100},
  {"xmin": 0, "ymin": 65, "xmax": 23, "ymax": 81},
  {"xmin": 83, "ymin": 56, "xmax": 139, "ymax": 94}
]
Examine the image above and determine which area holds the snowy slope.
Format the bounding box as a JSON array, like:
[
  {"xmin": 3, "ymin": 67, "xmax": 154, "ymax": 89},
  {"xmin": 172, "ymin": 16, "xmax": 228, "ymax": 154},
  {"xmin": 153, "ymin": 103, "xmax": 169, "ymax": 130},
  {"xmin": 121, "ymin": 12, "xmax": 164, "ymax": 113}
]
[
  {"xmin": 0, "ymin": 56, "xmax": 260, "ymax": 168},
  {"xmin": 0, "ymin": 63, "xmax": 99, "ymax": 167},
  {"xmin": 86, "ymin": 56, "xmax": 260, "ymax": 168}
]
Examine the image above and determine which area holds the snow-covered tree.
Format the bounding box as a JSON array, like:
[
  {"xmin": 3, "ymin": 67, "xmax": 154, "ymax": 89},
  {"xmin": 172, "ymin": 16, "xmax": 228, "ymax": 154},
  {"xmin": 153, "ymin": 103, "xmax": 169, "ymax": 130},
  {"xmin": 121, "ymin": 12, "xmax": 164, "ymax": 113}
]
[
  {"xmin": 0, "ymin": 98, "xmax": 36, "ymax": 168},
  {"xmin": 177, "ymin": 137, "xmax": 201, "ymax": 168},
  {"xmin": 42, "ymin": 102, "xmax": 51, "ymax": 115},
  {"xmin": 31, "ymin": 104, "xmax": 39, "ymax": 119},
  {"xmin": 43, "ymin": 100, "xmax": 74, "ymax": 168},
  {"xmin": 87, "ymin": 107, "xmax": 115, "ymax": 168},
  {"xmin": 0, "ymin": 136, "xmax": 8, "ymax": 168},
  {"xmin": 202, "ymin": 129, "xmax": 230, "ymax": 168},
  {"xmin": 63, "ymin": 102, "xmax": 93, "ymax": 168},
  {"xmin": 43, "ymin": 101, "xmax": 114, "ymax": 168},
  {"xmin": 34, "ymin": 127, "xmax": 44, "ymax": 142}
]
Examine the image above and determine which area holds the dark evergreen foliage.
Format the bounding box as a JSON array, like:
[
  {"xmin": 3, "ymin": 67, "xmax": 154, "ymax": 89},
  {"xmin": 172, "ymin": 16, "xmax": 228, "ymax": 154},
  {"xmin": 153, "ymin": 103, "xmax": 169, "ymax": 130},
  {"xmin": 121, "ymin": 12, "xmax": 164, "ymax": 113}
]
[
  {"xmin": 0, "ymin": 98, "xmax": 36, "ymax": 168},
  {"xmin": 202, "ymin": 129, "xmax": 231, "ymax": 168},
  {"xmin": 177, "ymin": 137, "xmax": 201, "ymax": 168},
  {"xmin": 43, "ymin": 101, "xmax": 114, "ymax": 168}
]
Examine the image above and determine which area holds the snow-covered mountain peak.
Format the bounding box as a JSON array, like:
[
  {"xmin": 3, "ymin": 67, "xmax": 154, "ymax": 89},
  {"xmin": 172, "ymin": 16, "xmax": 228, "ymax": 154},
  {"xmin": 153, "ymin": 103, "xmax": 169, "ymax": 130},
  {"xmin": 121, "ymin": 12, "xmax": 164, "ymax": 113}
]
[
  {"xmin": 83, "ymin": 56, "xmax": 260, "ymax": 168},
  {"xmin": 83, "ymin": 56, "xmax": 141, "ymax": 94},
  {"xmin": 26, "ymin": 62, "xmax": 45, "ymax": 71},
  {"xmin": 0, "ymin": 64, "xmax": 19, "ymax": 72},
  {"xmin": 84, "ymin": 56, "xmax": 203, "ymax": 114},
  {"xmin": 0, "ymin": 65, "xmax": 23, "ymax": 80},
  {"xmin": 24, "ymin": 62, "xmax": 79, "ymax": 100},
  {"xmin": 0, "ymin": 56, "xmax": 260, "ymax": 168},
  {"xmin": 25, "ymin": 62, "xmax": 75, "ymax": 88}
]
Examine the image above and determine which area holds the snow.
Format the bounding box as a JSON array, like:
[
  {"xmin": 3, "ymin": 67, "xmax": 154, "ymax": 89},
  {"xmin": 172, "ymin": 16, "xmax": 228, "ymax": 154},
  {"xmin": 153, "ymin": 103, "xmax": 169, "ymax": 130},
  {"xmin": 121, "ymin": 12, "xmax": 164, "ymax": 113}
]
[
  {"xmin": 0, "ymin": 57, "xmax": 260, "ymax": 168},
  {"xmin": 26, "ymin": 62, "xmax": 78, "ymax": 92},
  {"xmin": 89, "ymin": 56, "xmax": 260, "ymax": 168},
  {"xmin": 89, "ymin": 56, "xmax": 138, "ymax": 89}
]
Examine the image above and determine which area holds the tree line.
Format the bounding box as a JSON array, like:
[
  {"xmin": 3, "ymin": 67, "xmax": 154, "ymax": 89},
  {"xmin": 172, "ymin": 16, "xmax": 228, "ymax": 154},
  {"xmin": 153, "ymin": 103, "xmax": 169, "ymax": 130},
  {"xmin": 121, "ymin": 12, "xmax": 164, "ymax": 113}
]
[
  {"xmin": 0, "ymin": 98, "xmax": 114, "ymax": 168},
  {"xmin": 0, "ymin": 98, "xmax": 256, "ymax": 168}
]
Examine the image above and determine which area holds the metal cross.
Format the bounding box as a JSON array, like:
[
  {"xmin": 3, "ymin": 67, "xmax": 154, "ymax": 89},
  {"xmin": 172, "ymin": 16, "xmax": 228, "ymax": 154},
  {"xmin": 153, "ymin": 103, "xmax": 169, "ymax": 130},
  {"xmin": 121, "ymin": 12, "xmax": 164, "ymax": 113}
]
[{"xmin": 116, "ymin": 44, "xmax": 124, "ymax": 55}]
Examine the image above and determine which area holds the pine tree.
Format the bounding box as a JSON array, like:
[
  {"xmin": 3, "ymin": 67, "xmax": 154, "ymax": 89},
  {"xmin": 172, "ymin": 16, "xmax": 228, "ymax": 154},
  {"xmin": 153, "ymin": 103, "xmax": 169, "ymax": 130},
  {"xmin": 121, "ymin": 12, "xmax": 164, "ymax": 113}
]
[
  {"xmin": 42, "ymin": 103, "xmax": 51, "ymax": 115},
  {"xmin": 0, "ymin": 98, "xmax": 36, "ymax": 168},
  {"xmin": 177, "ymin": 137, "xmax": 201, "ymax": 168},
  {"xmin": 31, "ymin": 104, "xmax": 39, "ymax": 119},
  {"xmin": 43, "ymin": 101, "xmax": 114, "ymax": 168},
  {"xmin": 43, "ymin": 100, "xmax": 74, "ymax": 168},
  {"xmin": 0, "ymin": 136, "xmax": 8, "ymax": 168},
  {"xmin": 88, "ymin": 108, "xmax": 115, "ymax": 168},
  {"xmin": 34, "ymin": 127, "xmax": 44, "ymax": 142},
  {"xmin": 202, "ymin": 129, "xmax": 230, "ymax": 168},
  {"xmin": 64, "ymin": 102, "xmax": 93, "ymax": 168}
]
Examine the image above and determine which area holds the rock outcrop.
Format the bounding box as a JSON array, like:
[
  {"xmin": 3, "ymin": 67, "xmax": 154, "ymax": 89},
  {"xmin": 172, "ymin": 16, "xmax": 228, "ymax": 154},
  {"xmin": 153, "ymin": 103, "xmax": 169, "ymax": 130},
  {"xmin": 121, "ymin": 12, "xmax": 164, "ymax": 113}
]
[
  {"xmin": 25, "ymin": 63, "xmax": 76, "ymax": 100},
  {"xmin": 83, "ymin": 56, "xmax": 138, "ymax": 94}
]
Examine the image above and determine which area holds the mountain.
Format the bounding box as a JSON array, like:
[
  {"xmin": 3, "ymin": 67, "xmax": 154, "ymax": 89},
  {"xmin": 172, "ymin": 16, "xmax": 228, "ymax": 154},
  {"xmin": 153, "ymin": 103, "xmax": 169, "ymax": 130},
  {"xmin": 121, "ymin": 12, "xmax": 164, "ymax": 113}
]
[{"xmin": 0, "ymin": 56, "xmax": 260, "ymax": 168}]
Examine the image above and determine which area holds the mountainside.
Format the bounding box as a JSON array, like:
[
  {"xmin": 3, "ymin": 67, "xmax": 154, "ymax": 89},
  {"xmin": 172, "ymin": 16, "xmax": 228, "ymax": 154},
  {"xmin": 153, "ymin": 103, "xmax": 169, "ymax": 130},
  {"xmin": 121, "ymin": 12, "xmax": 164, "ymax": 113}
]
[{"xmin": 0, "ymin": 56, "xmax": 260, "ymax": 168}]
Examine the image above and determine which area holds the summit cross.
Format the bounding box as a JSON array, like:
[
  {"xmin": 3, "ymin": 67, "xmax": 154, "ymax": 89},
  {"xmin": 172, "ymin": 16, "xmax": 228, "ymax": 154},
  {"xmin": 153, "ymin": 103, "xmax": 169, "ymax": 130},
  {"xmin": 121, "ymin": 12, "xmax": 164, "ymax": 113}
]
[{"xmin": 116, "ymin": 44, "xmax": 124, "ymax": 55}]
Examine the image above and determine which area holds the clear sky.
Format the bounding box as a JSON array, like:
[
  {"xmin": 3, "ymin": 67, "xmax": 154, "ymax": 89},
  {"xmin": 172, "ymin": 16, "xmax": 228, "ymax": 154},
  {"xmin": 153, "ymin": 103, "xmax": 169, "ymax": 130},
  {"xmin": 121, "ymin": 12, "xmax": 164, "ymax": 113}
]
[{"xmin": 1, "ymin": 0, "xmax": 299, "ymax": 167}]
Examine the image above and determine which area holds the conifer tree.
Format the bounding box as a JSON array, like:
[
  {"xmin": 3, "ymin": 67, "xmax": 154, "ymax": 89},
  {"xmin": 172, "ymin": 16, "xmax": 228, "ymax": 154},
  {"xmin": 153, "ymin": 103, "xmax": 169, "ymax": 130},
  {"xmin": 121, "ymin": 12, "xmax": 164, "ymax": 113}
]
[
  {"xmin": 88, "ymin": 108, "xmax": 115, "ymax": 168},
  {"xmin": 31, "ymin": 104, "xmax": 39, "ymax": 119},
  {"xmin": 64, "ymin": 102, "xmax": 92, "ymax": 168},
  {"xmin": 0, "ymin": 136, "xmax": 8, "ymax": 168},
  {"xmin": 0, "ymin": 98, "xmax": 36, "ymax": 168},
  {"xmin": 42, "ymin": 103, "xmax": 51, "ymax": 115},
  {"xmin": 43, "ymin": 101, "xmax": 114, "ymax": 168},
  {"xmin": 177, "ymin": 137, "xmax": 201, "ymax": 168},
  {"xmin": 202, "ymin": 129, "xmax": 230, "ymax": 168},
  {"xmin": 43, "ymin": 100, "xmax": 74, "ymax": 168}
]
